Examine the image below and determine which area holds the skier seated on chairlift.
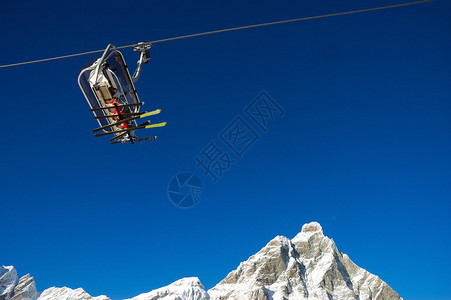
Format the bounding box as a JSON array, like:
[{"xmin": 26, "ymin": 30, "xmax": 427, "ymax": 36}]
[
  {"xmin": 106, "ymin": 97, "xmax": 138, "ymax": 142},
  {"xmin": 107, "ymin": 98, "xmax": 131, "ymax": 130}
]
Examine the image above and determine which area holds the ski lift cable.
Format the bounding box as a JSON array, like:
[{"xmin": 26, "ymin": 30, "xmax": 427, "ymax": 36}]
[{"xmin": 0, "ymin": 0, "xmax": 432, "ymax": 69}]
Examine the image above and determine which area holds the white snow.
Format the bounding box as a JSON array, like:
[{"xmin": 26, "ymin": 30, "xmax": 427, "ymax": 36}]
[
  {"xmin": 37, "ymin": 287, "xmax": 109, "ymax": 300},
  {"xmin": 124, "ymin": 277, "xmax": 209, "ymax": 300}
]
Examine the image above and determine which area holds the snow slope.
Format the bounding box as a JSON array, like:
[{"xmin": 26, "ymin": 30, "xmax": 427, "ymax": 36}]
[{"xmin": 125, "ymin": 278, "xmax": 209, "ymax": 300}]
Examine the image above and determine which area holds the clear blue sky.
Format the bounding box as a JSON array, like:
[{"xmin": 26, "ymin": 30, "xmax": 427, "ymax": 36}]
[{"xmin": 1, "ymin": 0, "xmax": 450, "ymax": 299}]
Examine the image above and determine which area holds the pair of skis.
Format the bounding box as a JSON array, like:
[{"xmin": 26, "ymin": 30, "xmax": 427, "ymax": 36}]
[
  {"xmin": 91, "ymin": 106, "xmax": 166, "ymax": 144},
  {"xmin": 92, "ymin": 109, "xmax": 164, "ymax": 134},
  {"xmin": 95, "ymin": 120, "xmax": 167, "ymax": 137}
]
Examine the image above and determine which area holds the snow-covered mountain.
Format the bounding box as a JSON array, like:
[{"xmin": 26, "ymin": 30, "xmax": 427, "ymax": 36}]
[
  {"xmin": 1, "ymin": 266, "xmax": 39, "ymax": 300},
  {"xmin": 0, "ymin": 266, "xmax": 108, "ymax": 300},
  {"xmin": 124, "ymin": 278, "xmax": 209, "ymax": 300},
  {"xmin": 37, "ymin": 287, "xmax": 109, "ymax": 300},
  {"xmin": 2, "ymin": 222, "xmax": 402, "ymax": 300},
  {"xmin": 208, "ymin": 222, "xmax": 402, "ymax": 300}
]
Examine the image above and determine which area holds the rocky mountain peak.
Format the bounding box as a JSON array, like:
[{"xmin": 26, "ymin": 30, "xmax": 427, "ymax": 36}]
[
  {"xmin": 301, "ymin": 221, "xmax": 323, "ymax": 234},
  {"xmin": 1, "ymin": 266, "xmax": 19, "ymax": 300},
  {"xmin": 0, "ymin": 266, "xmax": 37, "ymax": 300},
  {"xmin": 209, "ymin": 222, "xmax": 402, "ymax": 300},
  {"xmin": 292, "ymin": 221, "xmax": 325, "ymax": 243},
  {"xmin": 10, "ymin": 273, "xmax": 37, "ymax": 300}
]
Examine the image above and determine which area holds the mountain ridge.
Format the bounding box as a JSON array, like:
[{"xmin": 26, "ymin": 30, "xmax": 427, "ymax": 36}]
[{"xmin": 1, "ymin": 222, "xmax": 402, "ymax": 300}]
